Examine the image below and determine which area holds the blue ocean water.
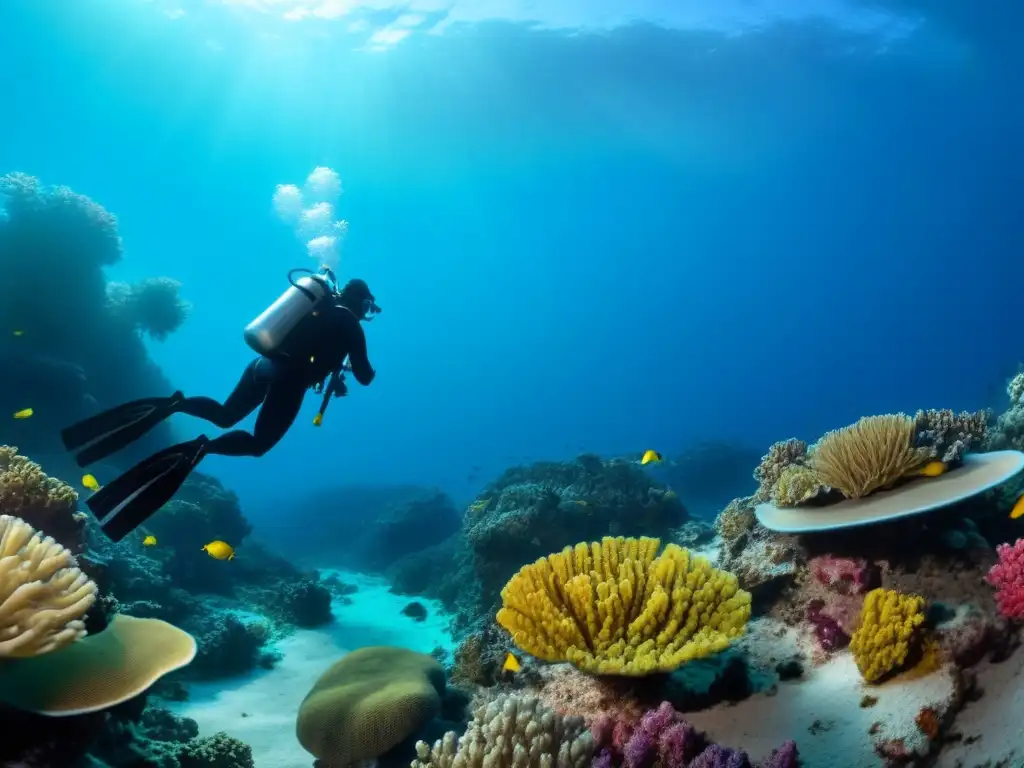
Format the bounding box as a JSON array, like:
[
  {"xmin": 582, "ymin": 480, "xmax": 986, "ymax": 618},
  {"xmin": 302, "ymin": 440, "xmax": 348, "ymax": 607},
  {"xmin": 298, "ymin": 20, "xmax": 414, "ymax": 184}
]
[
  {"xmin": 4, "ymin": 3, "xmax": 1024, "ymax": 767},
  {"xmin": 3, "ymin": 0, "xmax": 1022, "ymax": 519}
]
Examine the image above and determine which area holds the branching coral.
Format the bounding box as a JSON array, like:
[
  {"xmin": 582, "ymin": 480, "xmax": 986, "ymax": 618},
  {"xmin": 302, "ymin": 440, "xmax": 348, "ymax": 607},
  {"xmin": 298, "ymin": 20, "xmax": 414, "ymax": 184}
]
[
  {"xmin": 0, "ymin": 513, "xmax": 97, "ymax": 657},
  {"xmin": 913, "ymin": 408, "xmax": 989, "ymax": 463},
  {"xmin": 985, "ymin": 538, "xmax": 1024, "ymax": 619},
  {"xmin": 0, "ymin": 444, "xmax": 83, "ymax": 552},
  {"xmin": 496, "ymin": 537, "xmax": 751, "ymax": 676},
  {"xmin": 412, "ymin": 693, "xmax": 594, "ymax": 768},
  {"xmin": 752, "ymin": 439, "xmax": 807, "ymax": 503},
  {"xmin": 808, "ymin": 414, "xmax": 933, "ymax": 499},
  {"xmin": 106, "ymin": 277, "xmax": 191, "ymax": 341},
  {"xmin": 849, "ymin": 588, "xmax": 927, "ymax": 683}
]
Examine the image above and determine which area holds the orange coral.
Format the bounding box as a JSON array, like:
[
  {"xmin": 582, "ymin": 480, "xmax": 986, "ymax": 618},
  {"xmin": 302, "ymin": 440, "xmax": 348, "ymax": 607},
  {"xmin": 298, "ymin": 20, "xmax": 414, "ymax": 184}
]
[{"xmin": 0, "ymin": 446, "xmax": 83, "ymax": 552}]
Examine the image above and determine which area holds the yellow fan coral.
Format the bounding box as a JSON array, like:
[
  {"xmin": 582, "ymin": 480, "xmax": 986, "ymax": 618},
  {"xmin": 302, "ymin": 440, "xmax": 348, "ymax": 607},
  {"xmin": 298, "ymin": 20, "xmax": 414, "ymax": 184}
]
[
  {"xmin": 496, "ymin": 536, "xmax": 751, "ymax": 676},
  {"xmin": 849, "ymin": 587, "xmax": 926, "ymax": 683},
  {"xmin": 808, "ymin": 414, "xmax": 933, "ymax": 499}
]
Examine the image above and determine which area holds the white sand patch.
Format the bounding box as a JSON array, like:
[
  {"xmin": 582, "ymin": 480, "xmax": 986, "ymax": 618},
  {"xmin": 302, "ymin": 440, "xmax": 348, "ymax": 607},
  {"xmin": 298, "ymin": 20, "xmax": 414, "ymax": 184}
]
[
  {"xmin": 936, "ymin": 647, "xmax": 1024, "ymax": 767},
  {"xmin": 170, "ymin": 570, "xmax": 455, "ymax": 767},
  {"xmin": 684, "ymin": 651, "xmax": 960, "ymax": 768}
]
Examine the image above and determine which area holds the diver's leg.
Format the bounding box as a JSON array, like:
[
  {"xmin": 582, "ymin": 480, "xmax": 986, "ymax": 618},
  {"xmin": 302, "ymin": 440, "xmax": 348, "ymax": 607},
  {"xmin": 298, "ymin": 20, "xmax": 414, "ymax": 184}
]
[
  {"xmin": 63, "ymin": 392, "xmax": 187, "ymax": 467},
  {"xmin": 175, "ymin": 358, "xmax": 271, "ymax": 428},
  {"xmin": 203, "ymin": 373, "xmax": 307, "ymax": 457},
  {"xmin": 85, "ymin": 369, "xmax": 305, "ymax": 542},
  {"xmin": 88, "ymin": 436, "xmax": 210, "ymax": 541}
]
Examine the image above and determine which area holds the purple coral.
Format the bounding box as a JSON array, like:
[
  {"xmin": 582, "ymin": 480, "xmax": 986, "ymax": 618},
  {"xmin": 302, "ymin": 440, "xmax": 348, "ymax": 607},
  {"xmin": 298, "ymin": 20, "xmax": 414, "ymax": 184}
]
[
  {"xmin": 806, "ymin": 599, "xmax": 850, "ymax": 651},
  {"xmin": 690, "ymin": 744, "xmax": 752, "ymax": 768},
  {"xmin": 760, "ymin": 740, "xmax": 798, "ymax": 768},
  {"xmin": 589, "ymin": 702, "xmax": 794, "ymax": 768}
]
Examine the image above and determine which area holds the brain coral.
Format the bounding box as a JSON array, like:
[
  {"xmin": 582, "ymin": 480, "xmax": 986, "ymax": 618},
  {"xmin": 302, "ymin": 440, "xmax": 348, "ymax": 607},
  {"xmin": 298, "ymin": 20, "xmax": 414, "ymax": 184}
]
[
  {"xmin": 497, "ymin": 536, "xmax": 751, "ymax": 676},
  {"xmin": 296, "ymin": 646, "xmax": 446, "ymax": 766}
]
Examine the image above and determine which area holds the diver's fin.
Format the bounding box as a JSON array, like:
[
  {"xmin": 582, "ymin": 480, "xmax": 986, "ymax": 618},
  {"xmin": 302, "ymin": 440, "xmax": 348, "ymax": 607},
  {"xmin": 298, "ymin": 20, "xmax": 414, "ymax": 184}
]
[
  {"xmin": 87, "ymin": 437, "xmax": 208, "ymax": 542},
  {"xmin": 62, "ymin": 392, "xmax": 185, "ymax": 468}
]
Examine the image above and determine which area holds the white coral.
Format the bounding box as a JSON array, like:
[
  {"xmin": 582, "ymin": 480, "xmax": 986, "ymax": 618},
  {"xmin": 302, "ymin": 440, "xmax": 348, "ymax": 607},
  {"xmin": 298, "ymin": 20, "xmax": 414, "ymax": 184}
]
[
  {"xmin": 0, "ymin": 514, "xmax": 97, "ymax": 657},
  {"xmin": 413, "ymin": 694, "xmax": 593, "ymax": 768}
]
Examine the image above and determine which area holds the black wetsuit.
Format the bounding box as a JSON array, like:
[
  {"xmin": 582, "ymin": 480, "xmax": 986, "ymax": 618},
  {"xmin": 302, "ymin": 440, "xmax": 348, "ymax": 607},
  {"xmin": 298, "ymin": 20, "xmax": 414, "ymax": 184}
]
[{"xmin": 178, "ymin": 301, "xmax": 375, "ymax": 457}]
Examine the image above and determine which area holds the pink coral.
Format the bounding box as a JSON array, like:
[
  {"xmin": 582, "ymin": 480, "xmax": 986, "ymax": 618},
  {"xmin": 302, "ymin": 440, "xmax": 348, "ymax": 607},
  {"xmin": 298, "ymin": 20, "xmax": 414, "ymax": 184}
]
[
  {"xmin": 986, "ymin": 539, "xmax": 1024, "ymax": 619},
  {"xmin": 809, "ymin": 555, "xmax": 879, "ymax": 595}
]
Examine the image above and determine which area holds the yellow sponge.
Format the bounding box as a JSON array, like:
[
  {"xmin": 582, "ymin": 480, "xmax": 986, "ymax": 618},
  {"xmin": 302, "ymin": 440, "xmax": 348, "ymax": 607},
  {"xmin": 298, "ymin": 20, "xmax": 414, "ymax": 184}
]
[
  {"xmin": 496, "ymin": 536, "xmax": 751, "ymax": 676},
  {"xmin": 849, "ymin": 587, "xmax": 926, "ymax": 683}
]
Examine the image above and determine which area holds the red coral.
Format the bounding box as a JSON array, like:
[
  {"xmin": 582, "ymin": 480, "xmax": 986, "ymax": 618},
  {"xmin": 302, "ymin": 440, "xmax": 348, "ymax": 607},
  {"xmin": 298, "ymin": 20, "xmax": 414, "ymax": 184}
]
[{"xmin": 986, "ymin": 539, "xmax": 1024, "ymax": 619}]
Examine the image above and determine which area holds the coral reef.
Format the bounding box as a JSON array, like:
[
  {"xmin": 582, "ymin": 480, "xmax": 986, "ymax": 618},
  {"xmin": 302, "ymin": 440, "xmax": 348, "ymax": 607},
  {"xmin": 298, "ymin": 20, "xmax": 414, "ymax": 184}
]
[
  {"xmin": 497, "ymin": 537, "xmax": 751, "ymax": 676},
  {"xmin": 0, "ymin": 444, "xmax": 84, "ymax": 552},
  {"xmin": 913, "ymin": 408, "xmax": 989, "ymax": 463},
  {"xmin": 0, "ymin": 172, "xmax": 184, "ymax": 466},
  {"xmin": 770, "ymin": 464, "xmax": 825, "ymax": 508},
  {"xmin": 106, "ymin": 276, "xmax": 192, "ymax": 341},
  {"xmin": 412, "ymin": 693, "xmax": 594, "ymax": 768},
  {"xmin": 752, "ymin": 439, "xmax": 807, "ymax": 503},
  {"xmin": 0, "ymin": 513, "xmax": 97, "ymax": 657},
  {"xmin": 807, "ymin": 413, "xmax": 932, "ymax": 499}
]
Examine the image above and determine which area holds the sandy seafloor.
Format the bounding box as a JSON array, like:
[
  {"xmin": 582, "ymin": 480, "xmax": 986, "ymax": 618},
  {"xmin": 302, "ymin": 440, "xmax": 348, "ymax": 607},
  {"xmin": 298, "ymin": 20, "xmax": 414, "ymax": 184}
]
[
  {"xmin": 171, "ymin": 567, "xmax": 1024, "ymax": 768},
  {"xmin": 170, "ymin": 570, "xmax": 456, "ymax": 768}
]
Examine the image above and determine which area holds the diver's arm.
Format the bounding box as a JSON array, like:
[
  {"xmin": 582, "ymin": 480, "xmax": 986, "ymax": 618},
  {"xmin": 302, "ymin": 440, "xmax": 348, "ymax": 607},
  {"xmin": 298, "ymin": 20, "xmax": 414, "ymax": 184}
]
[{"xmin": 348, "ymin": 322, "xmax": 376, "ymax": 386}]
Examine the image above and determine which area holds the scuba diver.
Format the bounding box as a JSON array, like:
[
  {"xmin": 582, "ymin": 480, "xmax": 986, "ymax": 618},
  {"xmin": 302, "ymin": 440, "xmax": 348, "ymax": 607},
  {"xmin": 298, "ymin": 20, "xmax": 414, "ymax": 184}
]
[{"xmin": 61, "ymin": 268, "xmax": 379, "ymax": 542}]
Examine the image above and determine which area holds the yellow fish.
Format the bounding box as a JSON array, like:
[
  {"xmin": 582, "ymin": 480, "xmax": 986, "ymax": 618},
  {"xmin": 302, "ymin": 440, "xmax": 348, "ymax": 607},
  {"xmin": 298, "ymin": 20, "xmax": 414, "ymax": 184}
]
[
  {"xmin": 468, "ymin": 499, "xmax": 490, "ymax": 512},
  {"xmin": 202, "ymin": 540, "xmax": 235, "ymax": 560},
  {"xmin": 1011, "ymin": 494, "xmax": 1024, "ymax": 520},
  {"xmin": 12, "ymin": 330, "xmax": 23, "ymax": 337},
  {"xmin": 142, "ymin": 535, "xmax": 157, "ymax": 547},
  {"xmin": 641, "ymin": 449, "xmax": 662, "ymax": 465},
  {"xmin": 82, "ymin": 474, "xmax": 101, "ymax": 492},
  {"xmin": 503, "ymin": 652, "xmax": 521, "ymax": 674},
  {"xmin": 910, "ymin": 461, "xmax": 947, "ymax": 478},
  {"xmin": 12, "ymin": 408, "xmax": 33, "ymax": 419}
]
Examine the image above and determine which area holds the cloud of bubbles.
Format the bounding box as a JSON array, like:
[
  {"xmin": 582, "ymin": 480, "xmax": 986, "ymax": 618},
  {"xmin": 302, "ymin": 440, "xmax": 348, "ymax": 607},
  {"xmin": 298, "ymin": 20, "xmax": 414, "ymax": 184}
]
[{"xmin": 272, "ymin": 166, "xmax": 349, "ymax": 269}]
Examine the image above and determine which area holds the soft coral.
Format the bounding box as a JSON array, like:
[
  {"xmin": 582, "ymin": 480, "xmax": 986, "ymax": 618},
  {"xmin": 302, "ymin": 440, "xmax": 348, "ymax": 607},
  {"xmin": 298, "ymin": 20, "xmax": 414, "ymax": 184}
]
[{"xmin": 987, "ymin": 539, "xmax": 1024, "ymax": 619}]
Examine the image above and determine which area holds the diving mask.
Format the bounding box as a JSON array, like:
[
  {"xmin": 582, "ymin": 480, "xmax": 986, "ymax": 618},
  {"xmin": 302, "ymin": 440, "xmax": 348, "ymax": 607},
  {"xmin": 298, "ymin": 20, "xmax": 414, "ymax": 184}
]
[{"xmin": 362, "ymin": 298, "xmax": 381, "ymax": 320}]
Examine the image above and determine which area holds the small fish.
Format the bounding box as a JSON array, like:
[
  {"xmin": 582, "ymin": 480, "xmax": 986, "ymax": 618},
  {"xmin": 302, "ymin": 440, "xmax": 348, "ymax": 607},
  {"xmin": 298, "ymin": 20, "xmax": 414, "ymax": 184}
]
[
  {"xmin": 468, "ymin": 499, "xmax": 490, "ymax": 512},
  {"xmin": 202, "ymin": 540, "xmax": 235, "ymax": 560},
  {"xmin": 1011, "ymin": 494, "xmax": 1024, "ymax": 520},
  {"xmin": 12, "ymin": 408, "xmax": 33, "ymax": 419},
  {"xmin": 82, "ymin": 474, "xmax": 101, "ymax": 492},
  {"xmin": 910, "ymin": 461, "xmax": 948, "ymax": 478},
  {"xmin": 640, "ymin": 449, "xmax": 663, "ymax": 465},
  {"xmin": 142, "ymin": 535, "xmax": 157, "ymax": 547},
  {"xmin": 12, "ymin": 330, "xmax": 23, "ymax": 337},
  {"xmin": 664, "ymin": 489, "xmax": 678, "ymax": 501},
  {"xmin": 503, "ymin": 652, "xmax": 521, "ymax": 674}
]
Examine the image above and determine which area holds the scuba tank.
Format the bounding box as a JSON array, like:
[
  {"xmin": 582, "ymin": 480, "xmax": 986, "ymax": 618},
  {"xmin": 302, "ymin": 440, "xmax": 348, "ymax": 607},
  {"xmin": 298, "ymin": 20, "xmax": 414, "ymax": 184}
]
[{"xmin": 244, "ymin": 267, "xmax": 339, "ymax": 356}]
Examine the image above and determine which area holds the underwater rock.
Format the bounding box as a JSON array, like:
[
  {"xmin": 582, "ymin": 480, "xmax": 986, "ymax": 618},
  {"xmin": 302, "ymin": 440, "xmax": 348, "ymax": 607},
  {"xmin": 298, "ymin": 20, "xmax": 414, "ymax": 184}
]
[
  {"xmin": 402, "ymin": 601, "xmax": 429, "ymax": 622},
  {"xmin": 459, "ymin": 455, "xmax": 689, "ymax": 626},
  {"xmin": 185, "ymin": 613, "xmax": 277, "ymax": 680}
]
